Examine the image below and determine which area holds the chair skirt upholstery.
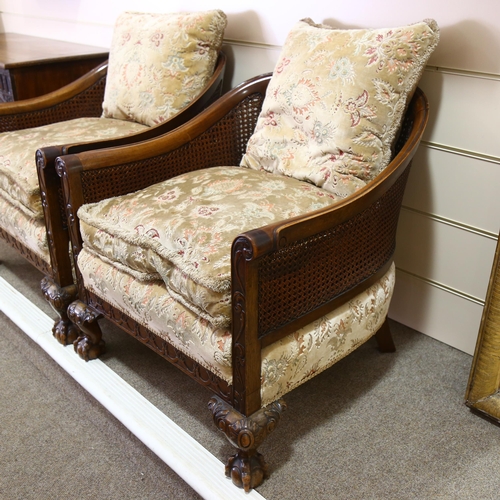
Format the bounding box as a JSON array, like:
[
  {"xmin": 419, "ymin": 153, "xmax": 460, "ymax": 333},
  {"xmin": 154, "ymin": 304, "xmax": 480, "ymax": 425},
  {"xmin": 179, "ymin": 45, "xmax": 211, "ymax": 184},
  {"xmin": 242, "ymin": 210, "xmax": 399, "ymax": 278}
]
[{"xmin": 77, "ymin": 244, "xmax": 395, "ymax": 405}]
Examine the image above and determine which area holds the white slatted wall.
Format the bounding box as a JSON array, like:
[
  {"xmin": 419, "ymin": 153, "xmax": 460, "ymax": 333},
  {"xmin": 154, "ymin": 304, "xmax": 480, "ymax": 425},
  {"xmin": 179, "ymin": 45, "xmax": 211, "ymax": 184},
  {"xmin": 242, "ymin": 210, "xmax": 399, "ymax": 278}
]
[{"xmin": 0, "ymin": 0, "xmax": 499, "ymax": 354}]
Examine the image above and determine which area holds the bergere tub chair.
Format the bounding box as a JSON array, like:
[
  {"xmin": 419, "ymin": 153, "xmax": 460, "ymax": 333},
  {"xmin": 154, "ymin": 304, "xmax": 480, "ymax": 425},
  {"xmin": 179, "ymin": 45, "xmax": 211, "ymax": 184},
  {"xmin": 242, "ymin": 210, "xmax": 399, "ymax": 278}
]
[
  {"xmin": 0, "ymin": 9, "xmax": 227, "ymax": 344},
  {"xmin": 57, "ymin": 19, "xmax": 439, "ymax": 490}
]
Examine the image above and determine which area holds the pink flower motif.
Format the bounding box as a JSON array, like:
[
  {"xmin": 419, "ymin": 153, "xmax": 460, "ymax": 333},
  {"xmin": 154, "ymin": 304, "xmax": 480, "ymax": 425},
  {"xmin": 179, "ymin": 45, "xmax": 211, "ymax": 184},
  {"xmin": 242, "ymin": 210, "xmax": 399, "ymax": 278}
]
[
  {"xmin": 342, "ymin": 90, "xmax": 376, "ymax": 127},
  {"xmin": 284, "ymin": 78, "xmax": 320, "ymax": 116},
  {"xmin": 134, "ymin": 225, "xmax": 160, "ymax": 239},
  {"xmin": 197, "ymin": 41, "xmax": 211, "ymax": 55},
  {"xmin": 120, "ymin": 33, "xmax": 131, "ymax": 46},
  {"xmin": 158, "ymin": 190, "xmax": 178, "ymax": 202},
  {"xmin": 263, "ymin": 111, "xmax": 277, "ymax": 127},
  {"xmin": 276, "ymin": 57, "xmax": 290, "ymax": 74},
  {"xmin": 150, "ymin": 32, "xmax": 164, "ymax": 47},
  {"xmin": 363, "ymin": 28, "xmax": 419, "ymax": 74},
  {"xmin": 198, "ymin": 206, "xmax": 219, "ymax": 217}
]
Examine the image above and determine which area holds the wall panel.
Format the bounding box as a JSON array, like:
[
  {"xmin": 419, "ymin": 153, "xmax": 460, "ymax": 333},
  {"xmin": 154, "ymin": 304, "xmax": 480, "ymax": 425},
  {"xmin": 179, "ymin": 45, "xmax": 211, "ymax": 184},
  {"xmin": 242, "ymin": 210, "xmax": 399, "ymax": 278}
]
[
  {"xmin": 389, "ymin": 270, "xmax": 484, "ymax": 355},
  {"xmin": 404, "ymin": 146, "xmax": 500, "ymax": 235},
  {"xmin": 222, "ymin": 42, "xmax": 279, "ymax": 90},
  {"xmin": 2, "ymin": 0, "xmax": 500, "ymax": 74},
  {"xmin": 420, "ymin": 69, "xmax": 500, "ymax": 157},
  {"xmin": 395, "ymin": 211, "xmax": 496, "ymax": 301}
]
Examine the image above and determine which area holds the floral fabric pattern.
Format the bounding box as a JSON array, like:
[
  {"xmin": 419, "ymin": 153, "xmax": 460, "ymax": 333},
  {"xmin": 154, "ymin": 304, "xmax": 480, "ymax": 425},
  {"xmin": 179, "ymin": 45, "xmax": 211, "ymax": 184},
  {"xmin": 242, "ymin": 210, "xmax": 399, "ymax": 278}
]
[
  {"xmin": 0, "ymin": 195, "xmax": 49, "ymax": 262},
  {"xmin": 77, "ymin": 246, "xmax": 395, "ymax": 405},
  {"xmin": 102, "ymin": 10, "xmax": 227, "ymax": 127},
  {"xmin": 261, "ymin": 263, "xmax": 395, "ymax": 404},
  {"xmin": 240, "ymin": 18, "xmax": 439, "ymax": 197},
  {"xmin": 78, "ymin": 166, "xmax": 341, "ymax": 328},
  {"xmin": 0, "ymin": 117, "xmax": 147, "ymax": 218}
]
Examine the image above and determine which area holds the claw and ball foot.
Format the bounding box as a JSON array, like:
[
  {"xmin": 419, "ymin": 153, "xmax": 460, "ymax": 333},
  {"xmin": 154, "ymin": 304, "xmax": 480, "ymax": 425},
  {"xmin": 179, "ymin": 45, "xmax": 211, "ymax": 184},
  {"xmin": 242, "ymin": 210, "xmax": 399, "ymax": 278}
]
[
  {"xmin": 208, "ymin": 396, "xmax": 286, "ymax": 492},
  {"xmin": 67, "ymin": 300, "xmax": 105, "ymax": 361},
  {"xmin": 40, "ymin": 277, "xmax": 79, "ymax": 345}
]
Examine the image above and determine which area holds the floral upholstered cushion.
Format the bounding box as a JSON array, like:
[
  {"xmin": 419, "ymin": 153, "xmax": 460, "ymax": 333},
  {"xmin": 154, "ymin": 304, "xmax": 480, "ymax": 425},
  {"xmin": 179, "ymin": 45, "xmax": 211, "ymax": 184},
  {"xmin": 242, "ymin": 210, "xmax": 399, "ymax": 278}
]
[
  {"xmin": 78, "ymin": 166, "xmax": 341, "ymax": 328},
  {"xmin": 0, "ymin": 196, "xmax": 49, "ymax": 262},
  {"xmin": 101, "ymin": 10, "xmax": 227, "ymax": 127},
  {"xmin": 0, "ymin": 117, "xmax": 147, "ymax": 219},
  {"xmin": 240, "ymin": 18, "xmax": 439, "ymax": 197},
  {"xmin": 77, "ymin": 244, "xmax": 395, "ymax": 405}
]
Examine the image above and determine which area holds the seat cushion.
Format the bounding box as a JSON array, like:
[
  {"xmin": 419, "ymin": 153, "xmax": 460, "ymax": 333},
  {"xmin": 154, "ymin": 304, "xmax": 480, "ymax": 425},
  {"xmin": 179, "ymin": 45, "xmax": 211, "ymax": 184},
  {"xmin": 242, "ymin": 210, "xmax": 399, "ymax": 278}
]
[
  {"xmin": 101, "ymin": 10, "xmax": 227, "ymax": 127},
  {"xmin": 78, "ymin": 166, "xmax": 342, "ymax": 328},
  {"xmin": 240, "ymin": 18, "xmax": 439, "ymax": 196},
  {"xmin": 0, "ymin": 117, "xmax": 147, "ymax": 219},
  {"xmin": 77, "ymin": 244, "xmax": 395, "ymax": 405}
]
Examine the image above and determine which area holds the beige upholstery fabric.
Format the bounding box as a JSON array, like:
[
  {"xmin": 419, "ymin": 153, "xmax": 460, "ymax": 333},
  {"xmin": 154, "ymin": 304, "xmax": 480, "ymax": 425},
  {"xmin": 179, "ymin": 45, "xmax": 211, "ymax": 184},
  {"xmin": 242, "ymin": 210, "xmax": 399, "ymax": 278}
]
[
  {"xmin": 77, "ymin": 245, "xmax": 395, "ymax": 405},
  {"xmin": 101, "ymin": 10, "xmax": 227, "ymax": 127},
  {"xmin": 0, "ymin": 117, "xmax": 147, "ymax": 219},
  {"xmin": 78, "ymin": 166, "xmax": 340, "ymax": 328},
  {"xmin": 240, "ymin": 19, "xmax": 439, "ymax": 198},
  {"xmin": 0, "ymin": 196, "xmax": 49, "ymax": 261}
]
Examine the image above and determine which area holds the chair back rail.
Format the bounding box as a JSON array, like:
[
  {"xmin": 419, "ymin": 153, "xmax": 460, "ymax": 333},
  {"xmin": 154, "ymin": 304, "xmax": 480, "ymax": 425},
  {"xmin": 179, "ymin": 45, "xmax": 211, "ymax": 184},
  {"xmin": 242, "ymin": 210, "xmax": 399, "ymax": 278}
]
[{"xmin": 64, "ymin": 52, "xmax": 228, "ymax": 156}]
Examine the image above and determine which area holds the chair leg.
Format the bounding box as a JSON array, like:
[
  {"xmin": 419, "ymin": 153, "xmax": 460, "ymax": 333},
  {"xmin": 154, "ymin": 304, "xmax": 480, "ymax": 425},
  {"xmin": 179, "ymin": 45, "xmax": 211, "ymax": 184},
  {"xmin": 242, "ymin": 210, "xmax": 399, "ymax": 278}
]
[
  {"xmin": 67, "ymin": 299, "xmax": 105, "ymax": 361},
  {"xmin": 208, "ymin": 396, "xmax": 287, "ymax": 492},
  {"xmin": 41, "ymin": 276, "xmax": 79, "ymax": 345},
  {"xmin": 374, "ymin": 318, "xmax": 396, "ymax": 353}
]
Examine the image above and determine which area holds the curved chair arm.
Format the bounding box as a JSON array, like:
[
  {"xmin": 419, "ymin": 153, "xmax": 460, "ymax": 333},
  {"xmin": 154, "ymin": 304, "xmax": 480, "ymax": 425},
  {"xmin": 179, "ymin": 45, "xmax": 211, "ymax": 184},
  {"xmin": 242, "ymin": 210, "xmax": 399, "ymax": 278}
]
[
  {"xmin": 234, "ymin": 88, "xmax": 429, "ymax": 348},
  {"xmin": 228, "ymin": 88, "xmax": 429, "ymax": 415},
  {"xmin": 56, "ymin": 71, "xmax": 272, "ymax": 223},
  {"xmin": 0, "ymin": 61, "xmax": 108, "ymax": 132},
  {"xmin": 38, "ymin": 52, "xmax": 227, "ymax": 193}
]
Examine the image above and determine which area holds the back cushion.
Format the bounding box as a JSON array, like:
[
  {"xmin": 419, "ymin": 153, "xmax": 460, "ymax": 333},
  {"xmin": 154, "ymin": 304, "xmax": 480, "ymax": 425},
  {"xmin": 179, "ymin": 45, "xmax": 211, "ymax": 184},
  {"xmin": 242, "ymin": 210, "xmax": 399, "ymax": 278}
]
[
  {"xmin": 102, "ymin": 10, "xmax": 227, "ymax": 127},
  {"xmin": 240, "ymin": 18, "xmax": 439, "ymax": 198}
]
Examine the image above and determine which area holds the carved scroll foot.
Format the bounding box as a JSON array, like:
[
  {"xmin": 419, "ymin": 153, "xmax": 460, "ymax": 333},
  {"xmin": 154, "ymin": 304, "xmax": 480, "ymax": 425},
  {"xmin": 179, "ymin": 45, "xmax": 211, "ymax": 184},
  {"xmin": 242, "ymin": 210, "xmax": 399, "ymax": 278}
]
[
  {"xmin": 40, "ymin": 277, "xmax": 79, "ymax": 345},
  {"xmin": 208, "ymin": 396, "xmax": 287, "ymax": 492},
  {"xmin": 67, "ymin": 300, "xmax": 105, "ymax": 361},
  {"xmin": 375, "ymin": 318, "xmax": 396, "ymax": 353}
]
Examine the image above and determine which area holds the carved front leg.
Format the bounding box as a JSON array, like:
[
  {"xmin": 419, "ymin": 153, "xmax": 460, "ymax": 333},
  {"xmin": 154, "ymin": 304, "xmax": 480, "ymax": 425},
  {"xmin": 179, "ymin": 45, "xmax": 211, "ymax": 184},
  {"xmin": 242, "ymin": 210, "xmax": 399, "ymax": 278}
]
[
  {"xmin": 208, "ymin": 396, "xmax": 286, "ymax": 492},
  {"xmin": 67, "ymin": 300, "xmax": 105, "ymax": 361},
  {"xmin": 40, "ymin": 276, "xmax": 79, "ymax": 345}
]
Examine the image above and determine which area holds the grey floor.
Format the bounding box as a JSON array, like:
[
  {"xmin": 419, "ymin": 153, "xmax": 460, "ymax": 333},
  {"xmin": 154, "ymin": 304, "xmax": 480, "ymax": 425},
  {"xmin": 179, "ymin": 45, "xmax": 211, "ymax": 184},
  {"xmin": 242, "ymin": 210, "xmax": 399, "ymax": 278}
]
[{"xmin": 2, "ymin": 239, "xmax": 500, "ymax": 499}]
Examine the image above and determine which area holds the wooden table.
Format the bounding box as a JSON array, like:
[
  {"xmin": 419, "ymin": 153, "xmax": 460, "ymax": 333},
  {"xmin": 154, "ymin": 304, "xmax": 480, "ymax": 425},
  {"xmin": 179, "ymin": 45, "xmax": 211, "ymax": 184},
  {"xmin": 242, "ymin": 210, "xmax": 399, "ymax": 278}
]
[{"xmin": 0, "ymin": 33, "xmax": 108, "ymax": 102}]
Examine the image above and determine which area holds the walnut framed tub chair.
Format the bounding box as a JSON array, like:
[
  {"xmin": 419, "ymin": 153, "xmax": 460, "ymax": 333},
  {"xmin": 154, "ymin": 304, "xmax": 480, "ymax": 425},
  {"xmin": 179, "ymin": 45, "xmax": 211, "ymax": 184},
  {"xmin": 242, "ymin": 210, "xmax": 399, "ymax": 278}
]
[
  {"xmin": 0, "ymin": 9, "xmax": 227, "ymax": 344},
  {"xmin": 57, "ymin": 19, "xmax": 439, "ymax": 491}
]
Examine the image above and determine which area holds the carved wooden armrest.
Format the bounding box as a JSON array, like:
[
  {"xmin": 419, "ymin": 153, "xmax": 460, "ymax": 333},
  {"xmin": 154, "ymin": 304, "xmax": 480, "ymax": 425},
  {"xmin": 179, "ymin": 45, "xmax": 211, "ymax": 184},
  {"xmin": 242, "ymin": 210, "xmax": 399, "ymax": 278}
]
[{"xmin": 0, "ymin": 61, "xmax": 108, "ymax": 132}]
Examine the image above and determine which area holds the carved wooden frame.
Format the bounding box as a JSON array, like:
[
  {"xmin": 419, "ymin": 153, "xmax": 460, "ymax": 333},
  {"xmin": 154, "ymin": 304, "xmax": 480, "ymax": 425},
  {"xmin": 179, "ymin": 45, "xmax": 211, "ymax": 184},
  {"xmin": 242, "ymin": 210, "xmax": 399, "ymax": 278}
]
[{"xmin": 465, "ymin": 233, "xmax": 500, "ymax": 423}]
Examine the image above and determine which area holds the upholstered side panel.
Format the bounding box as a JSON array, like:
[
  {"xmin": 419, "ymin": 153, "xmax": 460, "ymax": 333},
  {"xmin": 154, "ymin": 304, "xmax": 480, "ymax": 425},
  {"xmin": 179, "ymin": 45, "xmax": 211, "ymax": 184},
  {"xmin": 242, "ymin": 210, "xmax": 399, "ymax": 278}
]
[{"xmin": 0, "ymin": 195, "xmax": 50, "ymax": 262}]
